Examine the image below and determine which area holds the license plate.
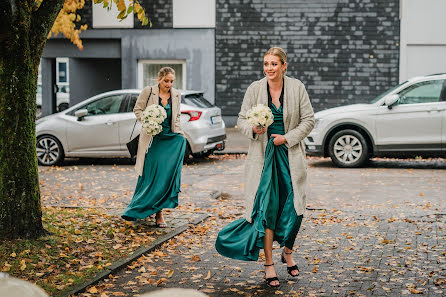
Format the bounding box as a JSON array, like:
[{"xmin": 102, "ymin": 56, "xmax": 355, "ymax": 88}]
[{"xmin": 211, "ymin": 115, "xmax": 222, "ymax": 125}]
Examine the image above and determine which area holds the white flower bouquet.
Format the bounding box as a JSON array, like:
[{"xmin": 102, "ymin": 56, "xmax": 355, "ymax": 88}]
[
  {"xmin": 246, "ymin": 104, "xmax": 274, "ymax": 129},
  {"xmin": 141, "ymin": 105, "xmax": 167, "ymax": 136}
]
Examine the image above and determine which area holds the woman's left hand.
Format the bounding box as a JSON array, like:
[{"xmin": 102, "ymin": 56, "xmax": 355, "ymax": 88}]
[{"xmin": 270, "ymin": 134, "xmax": 287, "ymax": 146}]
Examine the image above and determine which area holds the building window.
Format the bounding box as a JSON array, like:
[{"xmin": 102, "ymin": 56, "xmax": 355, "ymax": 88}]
[
  {"xmin": 56, "ymin": 58, "xmax": 69, "ymax": 84},
  {"xmin": 138, "ymin": 60, "xmax": 186, "ymax": 90}
]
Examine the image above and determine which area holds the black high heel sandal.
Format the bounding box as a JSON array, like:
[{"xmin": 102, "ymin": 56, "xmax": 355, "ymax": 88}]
[
  {"xmin": 264, "ymin": 263, "xmax": 280, "ymax": 287},
  {"xmin": 281, "ymin": 251, "xmax": 299, "ymax": 277}
]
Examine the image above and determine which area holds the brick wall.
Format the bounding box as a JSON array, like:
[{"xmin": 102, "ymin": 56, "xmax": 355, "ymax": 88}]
[
  {"xmin": 76, "ymin": 0, "xmax": 92, "ymax": 28},
  {"xmin": 134, "ymin": 0, "xmax": 173, "ymax": 29},
  {"xmin": 216, "ymin": 0, "xmax": 400, "ymax": 115}
]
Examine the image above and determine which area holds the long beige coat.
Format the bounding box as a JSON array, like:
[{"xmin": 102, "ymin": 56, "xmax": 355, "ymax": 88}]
[
  {"xmin": 237, "ymin": 76, "xmax": 315, "ymax": 222},
  {"xmin": 133, "ymin": 85, "xmax": 183, "ymax": 176}
]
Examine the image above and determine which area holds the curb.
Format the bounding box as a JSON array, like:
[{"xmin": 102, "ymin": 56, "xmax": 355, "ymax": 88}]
[{"xmin": 58, "ymin": 212, "xmax": 209, "ymax": 297}]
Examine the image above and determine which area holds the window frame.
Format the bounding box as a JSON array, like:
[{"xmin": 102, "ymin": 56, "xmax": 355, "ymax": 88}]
[
  {"xmin": 56, "ymin": 58, "xmax": 69, "ymax": 85},
  {"xmin": 137, "ymin": 60, "xmax": 186, "ymax": 90}
]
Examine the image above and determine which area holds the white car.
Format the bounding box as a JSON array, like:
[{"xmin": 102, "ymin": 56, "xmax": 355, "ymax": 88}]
[
  {"xmin": 36, "ymin": 89, "xmax": 226, "ymax": 166},
  {"xmin": 36, "ymin": 84, "xmax": 70, "ymax": 118},
  {"xmin": 305, "ymin": 73, "xmax": 446, "ymax": 167}
]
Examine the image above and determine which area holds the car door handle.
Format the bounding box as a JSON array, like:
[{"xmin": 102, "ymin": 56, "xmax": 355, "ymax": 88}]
[{"xmin": 106, "ymin": 121, "xmax": 114, "ymax": 125}]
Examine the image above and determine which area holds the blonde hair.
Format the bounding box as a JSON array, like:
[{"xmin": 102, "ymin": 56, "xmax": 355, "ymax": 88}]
[
  {"xmin": 158, "ymin": 67, "xmax": 175, "ymax": 80},
  {"xmin": 264, "ymin": 47, "xmax": 287, "ymax": 74}
]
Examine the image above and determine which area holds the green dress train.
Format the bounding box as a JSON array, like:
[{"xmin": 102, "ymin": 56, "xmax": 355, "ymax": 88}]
[
  {"xmin": 122, "ymin": 100, "xmax": 186, "ymax": 221},
  {"xmin": 215, "ymin": 87, "xmax": 303, "ymax": 261}
]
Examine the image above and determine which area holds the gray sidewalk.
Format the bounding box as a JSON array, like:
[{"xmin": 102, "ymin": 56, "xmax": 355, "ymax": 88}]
[{"xmin": 215, "ymin": 127, "xmax": 248, "ymax": 154}]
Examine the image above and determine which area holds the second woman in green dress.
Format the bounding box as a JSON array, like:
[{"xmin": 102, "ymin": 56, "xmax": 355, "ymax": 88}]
[{"xmin": 122, "ymin": 67, "xmax": 186, "ymax": 227}]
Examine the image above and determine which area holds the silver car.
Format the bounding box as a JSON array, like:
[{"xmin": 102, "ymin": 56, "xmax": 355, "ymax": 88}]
[
  {"xmin": 305, "ymin": 73, "xmax": 446, "ymax": 167},
  {"xmin": 36, "ymin": 89, "xmax": 226, "ymax": 166}
]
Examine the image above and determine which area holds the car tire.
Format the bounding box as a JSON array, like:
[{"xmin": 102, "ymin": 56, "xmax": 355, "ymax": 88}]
[
  {"xmin": 328, "ymin": 129, "xmax": 369, "ymax": 168},
  {"xmin": 36, "ymin": 135, "xmax": 65, "ymax": 166}
]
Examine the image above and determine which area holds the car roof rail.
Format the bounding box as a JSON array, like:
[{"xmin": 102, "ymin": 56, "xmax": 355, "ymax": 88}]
[{"xmin": 426, "ymin": 73, "xmax": 446, "ymax": 76}]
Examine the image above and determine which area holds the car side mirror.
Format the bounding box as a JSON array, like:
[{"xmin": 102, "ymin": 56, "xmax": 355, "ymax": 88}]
[
  {"xmin": 75, "ymin": 109, "xmax": 88, "ymax": 121},
  {"xmin": 384, "ymin": 94, "xmax": 399, "ymax": 109}
]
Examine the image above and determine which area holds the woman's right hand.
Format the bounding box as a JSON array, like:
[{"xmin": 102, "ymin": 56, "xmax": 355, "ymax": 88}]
[{"xmin": 253, "ymin": 126, "xmax": 267, "ymax": 135}]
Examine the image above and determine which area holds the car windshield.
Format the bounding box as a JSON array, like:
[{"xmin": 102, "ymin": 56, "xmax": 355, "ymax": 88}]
[
  {"xmin": 181, "ymin": 94, "xmax": 214, "ymax": 108},
  {"xmin": 369, "ymin": 81, "xmax": 408, "ymax": 104}
]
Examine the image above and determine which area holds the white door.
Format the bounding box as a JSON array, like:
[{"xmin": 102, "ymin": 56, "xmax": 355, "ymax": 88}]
[
  {"xmin": 374, "ymin": 79, "xmax": 444, "ymax": 152},
  {"xmin": 65, "ymin": 94, "xmax": 125, "ymax": 155}
]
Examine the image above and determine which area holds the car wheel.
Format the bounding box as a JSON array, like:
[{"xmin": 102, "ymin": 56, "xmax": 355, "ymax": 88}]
[
  {"xmin": 58, "ymin": 103, "xmax": 69, "ymax": 112},
  {"xmin": 36, "ymin": 135, "xmax": 65, "ymax": 166},
  {"xmin": 328, "ymin": 129, "xmax": 369, "ymax": 168}
]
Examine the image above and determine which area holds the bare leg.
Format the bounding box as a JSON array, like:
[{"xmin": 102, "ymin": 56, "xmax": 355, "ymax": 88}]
[
  {"xmin": 264, "ymin": 228, "xmax": 279, "ymax": 286},
  {"xmin": 283, "ymin": 246, "xmax": 299, "ymax": 276}
]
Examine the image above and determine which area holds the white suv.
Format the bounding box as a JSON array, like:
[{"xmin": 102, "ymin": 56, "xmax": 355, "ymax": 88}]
[{"xmin": 305, "ymin": 73, "xmax": 446, "ymax": 167}]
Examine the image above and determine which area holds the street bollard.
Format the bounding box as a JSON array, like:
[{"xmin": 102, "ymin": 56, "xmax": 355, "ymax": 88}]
[{"xmin": 0, "ymin": 273, "xmax": 49, "ymax": 297}]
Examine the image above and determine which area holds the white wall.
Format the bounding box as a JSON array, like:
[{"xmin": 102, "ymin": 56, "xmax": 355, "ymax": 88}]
[
  {"xmin": 173, "ymin": 0, "xmax": 215, "ymax": 28},
  {"xmin": 93, "ymin": 0, "xmax": 134, "ymax": 29},
  {"xmin": 400, "ymin": 0, "xmax": 446, "ymax": 81}
]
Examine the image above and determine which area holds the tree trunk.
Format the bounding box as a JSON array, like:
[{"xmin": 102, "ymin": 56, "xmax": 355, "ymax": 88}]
[{"xmin": 0, "ymin": 0, "xmax": 64, "ymax": 239}]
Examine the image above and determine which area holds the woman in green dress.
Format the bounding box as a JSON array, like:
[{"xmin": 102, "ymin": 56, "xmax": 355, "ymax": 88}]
[
  {"xmin": 215, "ymin": 48, "xmax": 315, "ymax": 287},
  {"xmin": 122, "ymin": 67, "xmax": 186, "ymax": 227}
]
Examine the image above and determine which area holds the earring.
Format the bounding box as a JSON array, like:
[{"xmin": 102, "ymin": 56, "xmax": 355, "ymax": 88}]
[{"xmin": 263, "ymin": 71, "xmax": 267, "ymax": 76}]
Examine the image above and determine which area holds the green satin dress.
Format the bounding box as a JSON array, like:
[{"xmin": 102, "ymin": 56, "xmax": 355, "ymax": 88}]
[
  {"xmin": 122, "ymin": 100, "xmax": 186, "ymax": 221},
  {"xmin": 215, "ymin": 94, "xmax": 303, "ymax": 261}
]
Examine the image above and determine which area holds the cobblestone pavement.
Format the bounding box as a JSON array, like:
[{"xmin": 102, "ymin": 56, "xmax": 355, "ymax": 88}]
[{"xmin": 38, "ymin": 156, "xmax": 446, "ymax": 296}]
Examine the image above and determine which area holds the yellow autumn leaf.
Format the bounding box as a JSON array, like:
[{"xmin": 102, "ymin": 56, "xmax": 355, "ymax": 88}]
[
  {"xmin": 204, "ymin": 270, "xmax": 211, "ymax": 280},
  {"xmin": 88, "ymin": 286, "xmax": 98, "ymax": 294},
  {"xmin": 409, "ymin": 288, "xmax": 422, "ymax": 294},
  {"xmin": 116, "ymin": 0, "xmax": 126, "ymax": 11},
  {"xmin": 2, "ymin": 262, "xmax": 11, "ymax": 272},
  {"xmin": 191, "ymin": 255, "xmax": 201, "ymax": 262},
  {"xmin": 20, "ymin": 260, "xmax": 26, "ymax": 271},
  {"xmin": 10, "ymin": 252, "xmax": 16, "ymax": 258},
  {"xmin": 156, "ymin": 278, "xmax": 166, "ymax": 286},
  {"xmin": 167, "ymin": 269, "xmax": 174, "ymax": 278}
]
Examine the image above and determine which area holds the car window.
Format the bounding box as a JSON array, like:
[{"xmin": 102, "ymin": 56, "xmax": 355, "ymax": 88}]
[
  {"xmin": 127, "ymin": 95, "xmax": 138, "ymax": 112},
  {"xmin": 181, "ymin": 94, "xmax": 214, "ymax": 108},
  {"xmin": 82, "ymin": 95, "xmax": 126, "ymax": 116},
  {"xmin": 397, "ymin": 79, "xmax": 444, "ymax": 105},
  {"xmin": 370, "ymin": 81, "xmax": 408, "ymax": 104}
]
